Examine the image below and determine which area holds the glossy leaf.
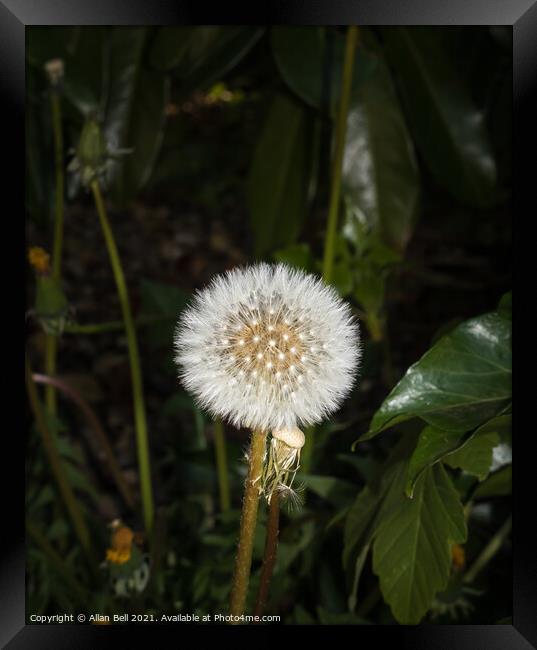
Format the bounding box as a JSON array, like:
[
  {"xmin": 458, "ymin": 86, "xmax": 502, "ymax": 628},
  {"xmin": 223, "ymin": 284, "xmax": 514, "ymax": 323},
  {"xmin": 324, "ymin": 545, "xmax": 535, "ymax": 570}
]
[
  {"xmin": 359, "ymin": 310, "xmax": 512, "ymax": 442},
  {"xmin": 444, "ymin": 428, "xmax": 500, "ymax": 481},
  {"xmin": 341, "ymin": 36, "xmax": 420, "ymax": 253},
  {"xmin": 248, "ymin": 94, "xmax": 314, "ymax": 257},
  {"xmin": 381, "ymin": 27, "xmax": 497, "ymax": 207},
  {"xmin": 406, "ymin": 418, "xmax": 506, "ymax": 497},
  {"xmin": 115, "ymin": 68, "xmax": 169, "ymax": 203},
  {"xmin": 102, "ymin": 29, "xmax": 146, "ymax": 195},
  {"xmin": 406, "ymin": 426, "xmax": 465, "ymax": 497},
  {"xmin": 372, "ymin": 464, "xmax": 467, "ymax": 625},
  {"xmin": 473, "ymin": 465, "xmax": 511, "ymax": 499},
  {"xmin": 271, "ymin": 27, "xmax": 375, "ymax": 117},
  {"xmin": 151, "ymin": 27, "xmax": 263, "ymax": 95},
  {"xmin": 62, "ymin": 28, "xmax": 106, "ymax": 117}
]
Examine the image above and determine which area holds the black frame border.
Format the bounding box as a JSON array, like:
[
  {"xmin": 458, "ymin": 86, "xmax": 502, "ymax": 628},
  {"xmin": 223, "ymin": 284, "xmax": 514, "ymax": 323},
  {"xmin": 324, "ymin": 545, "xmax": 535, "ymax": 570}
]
[{"xmin": 7, "ymin": 0, "xmax": 531, "ymax": 647}]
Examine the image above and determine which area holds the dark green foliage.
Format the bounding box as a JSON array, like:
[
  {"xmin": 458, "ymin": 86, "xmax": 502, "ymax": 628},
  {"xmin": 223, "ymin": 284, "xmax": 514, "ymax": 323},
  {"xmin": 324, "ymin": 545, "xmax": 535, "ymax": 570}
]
[{"xmin": 26, "ymin": 26, "xmax": 511, "ymax": 626}]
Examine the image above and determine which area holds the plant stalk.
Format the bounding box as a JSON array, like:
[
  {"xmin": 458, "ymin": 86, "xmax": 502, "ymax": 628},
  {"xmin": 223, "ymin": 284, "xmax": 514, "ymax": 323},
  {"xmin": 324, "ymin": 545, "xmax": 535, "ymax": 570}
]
[
  {"xmin": 90, "ymin": 179, "xmax": 154, "ymax": 537},
  {"xmin": 464, "ymin": 515, "xmax": 512, "ymax": 584},
  {"xmin": 64, "ymin": 314, "xmax": 172, "ymax": 335},
  {"xmin": 44, "ymin": 90, "xmax": 65, "ymax": 416},
  {"xmin": 229, "ymin": 429, "xmax": 266, "ymax": 621},
  {"xmin": 253, "ymin": 491, "xmax": 280, "ymax": 620},
  {"xmin": 32, "ymin": 372, "xmax": 136, "ymax": 511},
  {"xmin": 322, "ymin": 25, "xmax": 358, "ymax": 284},
  {"xmin": 213, "ymin": 418, "xmax": 231, "ymax": 512},
  {"xmin": 26, "ymin": 356, "xmax": 96, "ymax": 571}
]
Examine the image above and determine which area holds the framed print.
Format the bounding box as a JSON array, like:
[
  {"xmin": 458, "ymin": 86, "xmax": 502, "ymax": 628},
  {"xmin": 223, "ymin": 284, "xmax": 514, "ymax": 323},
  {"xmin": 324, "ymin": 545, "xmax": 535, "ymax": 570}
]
[{"xmin": 3, "ymin": 0, "xmax": 531, "ymax": 646}]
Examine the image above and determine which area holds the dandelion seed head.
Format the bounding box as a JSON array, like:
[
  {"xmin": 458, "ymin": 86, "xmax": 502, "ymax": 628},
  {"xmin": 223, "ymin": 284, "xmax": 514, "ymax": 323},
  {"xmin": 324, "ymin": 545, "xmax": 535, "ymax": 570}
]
[{"xmin": 174, "ymin": 263, "xmax": 361, "ymax": 431}]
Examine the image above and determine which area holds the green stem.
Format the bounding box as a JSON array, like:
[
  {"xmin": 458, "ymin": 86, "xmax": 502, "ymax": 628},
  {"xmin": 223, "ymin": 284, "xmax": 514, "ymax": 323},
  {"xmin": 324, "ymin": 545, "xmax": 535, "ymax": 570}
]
[
  {"xmin": 26, "ymin": 518, "xmax": 88, "ymax": 604},
  {"xmin": 213, "ymin": 418, "xmax": 231, "ymax": 513},
  {"xmin": 44, "ymin": 91, "xmax": 65, "ymax": 417},
  {"xmin": 44, "ymin": 335, "xmax": 58, "ymax": 415},
  {"xmin": 90, "ymin": 179, "xmax": 154, "ymax": 537},
  {"xmin": 229, "ymin": 429, "xmax": 266, "ymax": 621},
  {"xmin": 464, "ymin": 515, "xmax": 512, "ymax": 584},
  {"xmin": 322, "ymin": 26, "xmax": 358, "ymax": 284},
  {"xmin": 64, "ymin": 314, "xmax": 172, "ymax": 335},
  {"xmin": 26, "ymin": 355, "xmax": 96, "ymax": 571}
]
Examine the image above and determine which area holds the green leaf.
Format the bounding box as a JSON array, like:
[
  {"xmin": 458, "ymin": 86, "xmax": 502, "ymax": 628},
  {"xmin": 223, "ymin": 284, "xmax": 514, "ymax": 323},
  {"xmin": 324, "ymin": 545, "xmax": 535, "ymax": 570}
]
[
  {"xmin": 406, "ymin": 417, "xmax": 508, "ymax": 497},
  {"xmin": 343, "ymin": 435, "xmax": 417, "ymax": 601},
  {"xmin": 271, "ymin": 27, "xmax": 376, "ymax": 117},
  {"xmin": 140, "ymin": 278, "xmax": 190, "ymax": 347},
  {"xmin": 341, "ymin": 35, "xmax": 420, "ymax": 253},
  {"xmin": 151, "ymin": 27, "xmax": 263, "ymax": 95},
  {"xmin": 498, "ymin": 290, "xmax": 512, "ymax": 317},
  {"xmin": 273, "ymin": 243, "xmax": 315, "ymax": 272},
  {"xmin": 381, "ymin": 27, "xmax": 497, "ymax": 208},
  {"xmin": 406, "ymin": 426, "xmax": 465, "ymax": 497},
  {"xmin": 359, "ymin": 310, "xmax": 512, "ymax": 442},
  {"xmin": 331, "ymin": 261, "xmax": 354, "ymax": 298},
  {"xmin": 115, "ymin": 68, "xmax": 169, "ymax": 203},
  {"xmin": 444, "ymin": 430, "xmax": 500, "ymax": 481},
  {"xmin": 300, "ymin": 474, "xmax": 356, "ymax": 507},
  {"xmin": 101, "ymin": 29, "xmax": 147, "ymax": 201},
  {"xmin": 473, "ymin": 465, "xmax": 511, "ymax": 499},
  {"xmin": 149, "ymin": 27, "xmax": 194, "ymax": 71},
  {"xmin": 372, "ymin": 464, "xmax": 467, "ymax": 625},
  {"xmin": 248, "ymin": 94, "xmax": 315, "ymax": 257}
]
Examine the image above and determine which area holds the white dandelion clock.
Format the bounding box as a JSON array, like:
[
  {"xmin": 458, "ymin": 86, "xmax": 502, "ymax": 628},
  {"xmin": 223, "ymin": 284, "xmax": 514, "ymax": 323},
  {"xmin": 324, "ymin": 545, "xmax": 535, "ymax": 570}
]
[{"xmin": 174, "ymin": 263, "xmax": 361, "ymax": 432}]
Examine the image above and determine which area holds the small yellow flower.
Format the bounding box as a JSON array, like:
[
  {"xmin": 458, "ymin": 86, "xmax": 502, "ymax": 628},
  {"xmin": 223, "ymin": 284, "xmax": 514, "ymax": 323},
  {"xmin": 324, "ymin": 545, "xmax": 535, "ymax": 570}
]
[
  {"xmin": 105, "ymin": 523, "xmax": 134, "ymax": 565},
  {"xmin": 451, "ymin": 543, "xmax": 466, "ymax": 571},
  {"xmin": 106, "ymin": 547, "xmax": 131, "ymax": 565},
  {"xmin": 28, "ymin": 247, "xmax": 50, "ymax": 275}
]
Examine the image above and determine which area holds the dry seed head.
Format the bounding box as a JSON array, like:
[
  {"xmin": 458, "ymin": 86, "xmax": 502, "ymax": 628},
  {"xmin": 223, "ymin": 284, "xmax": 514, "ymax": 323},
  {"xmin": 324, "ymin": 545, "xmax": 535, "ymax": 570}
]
[{"xmin": 174, "ymin": 263, "xmax": 361, "ymax": 431}]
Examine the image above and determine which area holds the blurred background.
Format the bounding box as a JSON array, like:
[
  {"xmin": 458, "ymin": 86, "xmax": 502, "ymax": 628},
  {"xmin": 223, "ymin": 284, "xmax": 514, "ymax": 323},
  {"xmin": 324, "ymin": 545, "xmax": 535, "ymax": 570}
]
[{"xmin": 25, "ymin": 26, "xmax": 512, "ymax": 624}]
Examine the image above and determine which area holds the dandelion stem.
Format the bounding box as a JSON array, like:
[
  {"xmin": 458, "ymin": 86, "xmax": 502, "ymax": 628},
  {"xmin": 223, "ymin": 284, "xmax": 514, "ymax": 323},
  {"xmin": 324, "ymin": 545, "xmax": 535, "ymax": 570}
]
[
  {"xmin": 90, "ymin": 179, "xmax": 154, "ymax": 537},
  {"xmin": 26, "ymin": 355, "xmax": 97, "ymax": 572},
  {"xmin": 213, "ymin": 418, "xmax": 231, "ymax": 512},
  {"xmin": 44, "ymin": 90, "xmax": 65, "ymax": 417},
  {"xmin": 229, "ymin": 429, "xmax": 266, "ymax": 620},
  {"xmin": 322, "ymin": 25, "xmax": 358, "ymax": 285},
  {"xmin": 253, "ymin": 491, "xmax": 280, "ymax": 620}
]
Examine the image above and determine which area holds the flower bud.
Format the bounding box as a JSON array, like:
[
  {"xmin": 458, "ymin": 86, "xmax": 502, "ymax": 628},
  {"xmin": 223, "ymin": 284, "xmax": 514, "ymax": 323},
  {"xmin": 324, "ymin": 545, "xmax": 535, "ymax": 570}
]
[
  {"xmin": 44, "ymin": 58, "xmax": 64, "ymax": 87},
  {"xmin": 272, "ymin": 427, "xmax": 305, "ymax": 450},
  {"xmin": 34, "ymin": 275, "xmax": 69, "ymax": 336},
  {"xmin": 74, "ymin": 118, "xmax": 109, "ymax": 188}
]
